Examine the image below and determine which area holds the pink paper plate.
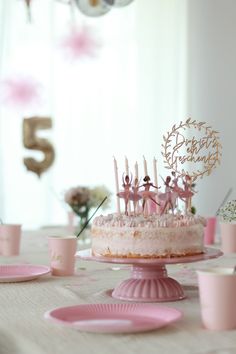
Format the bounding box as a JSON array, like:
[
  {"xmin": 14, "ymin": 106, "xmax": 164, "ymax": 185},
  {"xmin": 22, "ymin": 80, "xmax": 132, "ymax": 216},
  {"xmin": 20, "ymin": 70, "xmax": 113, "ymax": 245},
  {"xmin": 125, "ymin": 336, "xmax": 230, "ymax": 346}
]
[
  {"xmin": 0, "ymin": 264, "xmax": 50, "ymax": 282},
  {"xmin": 44, "ymin": 303, "xmax": 183, "ymax": 333}
]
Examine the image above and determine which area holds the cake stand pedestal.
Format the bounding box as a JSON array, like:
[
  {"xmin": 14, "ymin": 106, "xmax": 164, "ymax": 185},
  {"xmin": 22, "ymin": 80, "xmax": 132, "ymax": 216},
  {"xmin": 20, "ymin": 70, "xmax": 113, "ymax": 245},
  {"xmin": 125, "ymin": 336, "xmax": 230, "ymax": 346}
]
[{"xmin": 76, "ymin": 248, "xmax": 222, "ymax": 302}]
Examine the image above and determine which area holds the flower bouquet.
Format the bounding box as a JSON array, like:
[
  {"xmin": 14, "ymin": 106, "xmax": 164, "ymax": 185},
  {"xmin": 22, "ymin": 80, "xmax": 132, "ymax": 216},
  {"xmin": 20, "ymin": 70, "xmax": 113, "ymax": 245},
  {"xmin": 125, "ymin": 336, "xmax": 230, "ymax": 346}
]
[
  {"xmin": 217, "ymin": 199, "xmax": 236, "ymax": 253},
  {"xmin": 217, "ymin": 200, "xmax": 236, "ymax": 222},
  {"xmin": 64, "ymin": 185, "xmax": 111, "ymax": 234}
]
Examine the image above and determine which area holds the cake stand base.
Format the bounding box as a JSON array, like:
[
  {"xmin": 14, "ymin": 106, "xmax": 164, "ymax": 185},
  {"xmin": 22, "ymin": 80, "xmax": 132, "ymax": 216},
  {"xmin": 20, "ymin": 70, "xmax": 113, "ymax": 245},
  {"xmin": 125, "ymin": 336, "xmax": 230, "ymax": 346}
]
[
  {"xmin": 76, "ymin": 248, "xmax": 223, "ymax": 303},
  {"xmin": 111, "ymin": 264, "xmax": 185, "ymax": 302}
]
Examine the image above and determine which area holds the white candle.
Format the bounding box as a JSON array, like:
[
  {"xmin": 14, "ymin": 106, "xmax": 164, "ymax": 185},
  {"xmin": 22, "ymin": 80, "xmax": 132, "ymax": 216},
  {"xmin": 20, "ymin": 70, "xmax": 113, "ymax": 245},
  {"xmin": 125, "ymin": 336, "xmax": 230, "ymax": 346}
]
[
  {"xmin": 134, "ymin": 161, "xmax": 138, "ymax": 180},
  {"xmin": 143, "ymin": 156, "xmax": 148, "ymax": 176},
  {"xmin": 125, "ymin": 156, "xmax": 129, "ymax": 176},
  {"xmin": 153, "ymin": 157, "xmax": 158, "ymax": 186},
  {"xmin": 113, "ymin": 157, "xmax": 121, "ymax": 213},
  {"xmin": 125, "ymin": 156, "xmax": 131, "ymax": 214},
  {"xmin": 153, "ymin": 157, "xmax": 160, "ymax": 214}
]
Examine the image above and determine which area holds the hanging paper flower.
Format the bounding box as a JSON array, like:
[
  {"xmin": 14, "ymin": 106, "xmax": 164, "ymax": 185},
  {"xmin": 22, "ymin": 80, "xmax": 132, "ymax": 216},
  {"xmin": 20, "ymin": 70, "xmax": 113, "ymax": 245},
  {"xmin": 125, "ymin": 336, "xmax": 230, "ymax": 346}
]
[
  {"xmin": 0, "ymin": 76, "xmax": 42, "ymax": 110},
  {"xmin": 61, "ymin": 26, "xmax": 101, "ymax": 60}
]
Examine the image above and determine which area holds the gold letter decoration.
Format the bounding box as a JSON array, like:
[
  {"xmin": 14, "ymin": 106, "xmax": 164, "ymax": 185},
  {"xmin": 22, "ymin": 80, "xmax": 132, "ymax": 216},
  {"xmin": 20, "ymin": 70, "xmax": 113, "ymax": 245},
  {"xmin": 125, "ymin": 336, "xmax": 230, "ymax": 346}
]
[{"xmin": 23, "ymin": 117, "xmax": 55, "ymax": 177}]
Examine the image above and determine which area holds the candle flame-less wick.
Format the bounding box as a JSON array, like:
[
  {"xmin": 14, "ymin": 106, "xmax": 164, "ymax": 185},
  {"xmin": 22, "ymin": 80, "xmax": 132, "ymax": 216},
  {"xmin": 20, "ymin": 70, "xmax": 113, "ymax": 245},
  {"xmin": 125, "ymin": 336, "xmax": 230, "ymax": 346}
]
[{"xmin": 76, "ymin": 197, "xmax": 107, "ymax": 238}]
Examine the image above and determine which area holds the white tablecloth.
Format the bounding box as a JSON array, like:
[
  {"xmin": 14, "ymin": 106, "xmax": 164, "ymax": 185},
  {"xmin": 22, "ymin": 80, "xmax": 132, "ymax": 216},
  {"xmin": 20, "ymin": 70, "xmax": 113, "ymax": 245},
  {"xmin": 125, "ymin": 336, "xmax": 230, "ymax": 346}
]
[{"xmin": 0, "ymin": 228, "xmax": 235, "ymax": 354}]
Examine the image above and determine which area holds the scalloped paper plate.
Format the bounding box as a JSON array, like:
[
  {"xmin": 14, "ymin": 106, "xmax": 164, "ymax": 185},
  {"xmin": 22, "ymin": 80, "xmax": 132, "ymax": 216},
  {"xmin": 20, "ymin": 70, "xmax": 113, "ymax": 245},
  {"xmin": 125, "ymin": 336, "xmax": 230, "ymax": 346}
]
[{"xmin": 44, "ymin": 303, "xmax": 183, "ymax": 333}]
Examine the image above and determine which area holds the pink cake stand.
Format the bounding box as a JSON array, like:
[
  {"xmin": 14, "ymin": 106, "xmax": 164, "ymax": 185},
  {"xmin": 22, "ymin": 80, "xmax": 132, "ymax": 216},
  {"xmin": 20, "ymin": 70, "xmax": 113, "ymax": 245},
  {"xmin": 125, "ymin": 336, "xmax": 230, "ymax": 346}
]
[{"xmin": 76, "ymin": 248, "xmax": 222, "ymax": 302}]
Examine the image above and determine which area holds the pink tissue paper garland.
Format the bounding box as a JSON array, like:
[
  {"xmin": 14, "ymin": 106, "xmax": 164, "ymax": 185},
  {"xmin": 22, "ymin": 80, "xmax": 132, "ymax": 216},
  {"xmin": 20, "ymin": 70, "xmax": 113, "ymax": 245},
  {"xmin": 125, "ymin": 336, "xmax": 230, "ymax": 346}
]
[
  {"xmin": 0, "ymin": 76, "xmax": 42, "ymax": 110},
  {"xmin": 61, "ymin": 26, "xmax": 101, "ymax": 60}
]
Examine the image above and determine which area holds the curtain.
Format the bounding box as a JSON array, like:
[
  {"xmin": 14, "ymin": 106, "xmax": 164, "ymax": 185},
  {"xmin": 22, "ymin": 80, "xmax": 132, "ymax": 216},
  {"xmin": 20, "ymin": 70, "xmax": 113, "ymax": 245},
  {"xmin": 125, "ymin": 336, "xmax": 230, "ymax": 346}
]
[
  {"xmin": 0, "ymin": 0, "xmax": 187, "ymax": 228},
  {"xmin": 187, "ymin": 0, "xmax": 236, "ymax": 216}
]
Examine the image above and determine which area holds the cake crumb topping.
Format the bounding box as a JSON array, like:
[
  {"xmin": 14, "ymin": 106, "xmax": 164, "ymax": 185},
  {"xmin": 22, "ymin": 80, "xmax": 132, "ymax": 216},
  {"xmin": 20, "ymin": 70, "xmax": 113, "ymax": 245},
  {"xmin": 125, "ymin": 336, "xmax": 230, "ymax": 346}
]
[{"xmin": 93, "ymin": 213, "xmax": 206, "ymax": 228}]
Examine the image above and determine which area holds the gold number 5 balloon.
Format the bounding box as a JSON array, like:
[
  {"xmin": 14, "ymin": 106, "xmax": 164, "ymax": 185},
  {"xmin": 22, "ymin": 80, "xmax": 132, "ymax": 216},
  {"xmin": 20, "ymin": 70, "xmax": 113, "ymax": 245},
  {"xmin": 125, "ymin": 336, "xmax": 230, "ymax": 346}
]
[{"xmin": 23, "ymin": 117, "xmax": 55, "ymax": 177}]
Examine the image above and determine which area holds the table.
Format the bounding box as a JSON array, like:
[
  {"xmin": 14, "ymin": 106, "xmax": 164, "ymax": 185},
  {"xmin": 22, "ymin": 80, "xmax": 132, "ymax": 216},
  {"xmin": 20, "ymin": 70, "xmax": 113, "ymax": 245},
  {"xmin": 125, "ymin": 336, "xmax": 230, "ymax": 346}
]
[{"xmin": 0, "ymin": 228, "xmax": 235, "ymax": 354}]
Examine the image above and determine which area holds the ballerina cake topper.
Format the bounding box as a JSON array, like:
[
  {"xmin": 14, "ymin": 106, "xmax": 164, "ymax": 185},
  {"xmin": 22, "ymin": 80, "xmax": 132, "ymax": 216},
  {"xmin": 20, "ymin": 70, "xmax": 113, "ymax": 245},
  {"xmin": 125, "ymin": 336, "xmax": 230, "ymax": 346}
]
[
  {"xmin": 113, "ymin": 119, "xmax": 221, "ymax": 216},
  {"xmin": 114, "ymin": 157, "xmax": 160, "ymax": 216}
]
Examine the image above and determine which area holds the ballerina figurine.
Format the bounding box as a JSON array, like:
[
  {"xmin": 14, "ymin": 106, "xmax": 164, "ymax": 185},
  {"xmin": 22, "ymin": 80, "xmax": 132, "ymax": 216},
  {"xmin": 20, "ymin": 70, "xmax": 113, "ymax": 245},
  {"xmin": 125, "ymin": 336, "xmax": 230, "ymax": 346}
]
[
  {"xmin": 138, "ymin": 175, "xmax": 160, "ymax": 214},
  {"xmin": 181, "ymin": 174, "xmax": 195, "ymax": 213},
  {"xmin": 159, "ymin": 176, "xmax": 175, "ymax": 215},
  {"xmin": 171, "ymin": 171, "xmax": 183, "ymax": 208},
  {"xmin": 171, "ymin": 171, "xmax": 182, "ymax": 193},
  {"xmin": 130, "ymin": 177, "xmax": 142, "ymax": 214},
  {"xmin": 117, "ymin": 174, "xmax": 132, "ymax": 215}
]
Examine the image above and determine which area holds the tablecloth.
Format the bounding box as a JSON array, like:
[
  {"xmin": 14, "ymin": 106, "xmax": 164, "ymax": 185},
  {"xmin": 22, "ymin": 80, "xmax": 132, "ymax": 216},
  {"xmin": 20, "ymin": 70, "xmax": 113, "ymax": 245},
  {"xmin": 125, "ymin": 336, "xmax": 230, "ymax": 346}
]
[{"xmin": 0, "ymin": 228, "xmax": 235, "ymax": 354}]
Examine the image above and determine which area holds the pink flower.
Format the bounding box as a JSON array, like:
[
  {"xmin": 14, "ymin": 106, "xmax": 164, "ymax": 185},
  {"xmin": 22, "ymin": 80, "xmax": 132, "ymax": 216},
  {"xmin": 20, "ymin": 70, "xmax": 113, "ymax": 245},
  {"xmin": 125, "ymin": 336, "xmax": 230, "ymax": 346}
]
[
  {"xmin": 0, "ymin": 76, "xmax": 42, "ymax": 109},
  {"xmin": 61, "ymin": 26, "xmax": 101, "ymax": 60}
]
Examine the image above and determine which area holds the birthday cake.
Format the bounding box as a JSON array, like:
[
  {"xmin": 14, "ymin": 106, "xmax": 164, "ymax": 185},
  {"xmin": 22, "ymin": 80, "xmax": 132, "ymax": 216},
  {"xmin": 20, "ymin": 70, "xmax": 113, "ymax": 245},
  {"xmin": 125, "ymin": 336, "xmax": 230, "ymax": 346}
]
[
  {"xmin": 91, "ymin": 157, "xmax": 206, "ymax": 258},
  {"xmin": 91, "ymin": 213, "xmax": 205, "ymax": 258},
  {"xmin": 91, "ymin": 119, "xmax": 221, "ymax": 258}
]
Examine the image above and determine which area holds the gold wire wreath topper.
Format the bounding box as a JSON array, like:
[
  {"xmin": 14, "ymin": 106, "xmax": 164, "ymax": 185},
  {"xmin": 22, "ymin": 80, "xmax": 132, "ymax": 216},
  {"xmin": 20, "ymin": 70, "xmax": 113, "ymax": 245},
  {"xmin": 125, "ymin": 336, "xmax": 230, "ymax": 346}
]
[{"xmin": 161, "ymin": 118, "xmax": 222, "ymax": 181}]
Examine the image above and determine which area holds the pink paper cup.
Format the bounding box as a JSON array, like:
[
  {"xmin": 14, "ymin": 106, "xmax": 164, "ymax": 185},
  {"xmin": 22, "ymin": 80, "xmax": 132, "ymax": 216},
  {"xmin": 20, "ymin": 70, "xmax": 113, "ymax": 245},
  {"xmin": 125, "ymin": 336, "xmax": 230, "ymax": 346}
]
[
  {"xmin": 220, "ymin": 223, "xmax": 236, "ymax": 254},
  {"xmin": 197, "ymin": 268, "xmax": 236, "ymax": 331},
  {"xmin": 0, "ymin": 224, "xmax": 21, "ymax": 256},
  {"xmin": 204, "ymin": 216, "xmax": 216, "ymax": 245},
  {"xmin": 48, "ymin": 236, "xmax": 77, "ymax": 276}
]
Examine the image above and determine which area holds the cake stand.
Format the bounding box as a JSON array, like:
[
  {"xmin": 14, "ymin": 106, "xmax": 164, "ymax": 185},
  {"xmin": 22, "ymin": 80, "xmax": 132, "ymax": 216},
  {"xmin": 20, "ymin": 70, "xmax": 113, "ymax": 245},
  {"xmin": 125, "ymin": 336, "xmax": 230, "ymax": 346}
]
[{"xmin": 76, "ymin": 248, "xmax": 222, "ymax": 302}]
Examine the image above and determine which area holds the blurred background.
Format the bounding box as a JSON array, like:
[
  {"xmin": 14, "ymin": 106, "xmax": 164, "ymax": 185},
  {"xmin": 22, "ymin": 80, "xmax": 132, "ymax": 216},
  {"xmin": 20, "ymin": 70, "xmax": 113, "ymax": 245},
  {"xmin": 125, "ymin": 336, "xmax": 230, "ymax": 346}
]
[{"xmin": 0, "ymin": 0, "xmax": 234, "ymax": 229}]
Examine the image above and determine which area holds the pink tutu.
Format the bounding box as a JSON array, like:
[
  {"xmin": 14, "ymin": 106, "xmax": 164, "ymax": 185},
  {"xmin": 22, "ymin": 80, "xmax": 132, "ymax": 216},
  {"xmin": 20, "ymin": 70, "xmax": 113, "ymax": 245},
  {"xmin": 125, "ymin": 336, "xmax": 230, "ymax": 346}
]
[
  {"xmin": 178, "ymin": 190, "xmax": 194, "ymax": 199},
  {"xmin": 173, "ymin": 186, "xmax": 184, "ymax": 193},
  {"xmin": 117, "ymin": 191, "xmax": 131, "ymax": 199},
  {"xmin": 138, "ymin": 191, "xmax": 157, "ymax": 199},
  {"xmin": 158, "ymin": 192, "xmax": 177, "ymax": 204},
  {"xmin": 129, "ymin": 193, "xmax": 142, "ymax": 202}
]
